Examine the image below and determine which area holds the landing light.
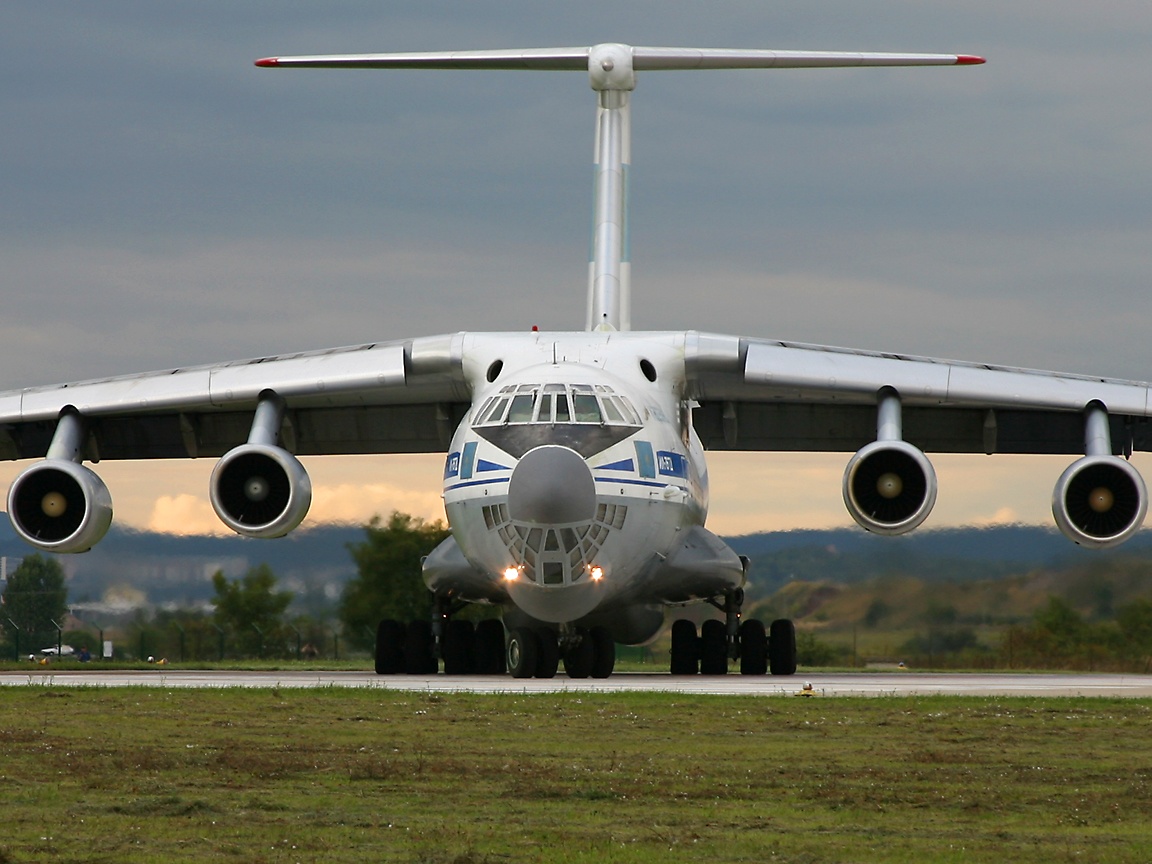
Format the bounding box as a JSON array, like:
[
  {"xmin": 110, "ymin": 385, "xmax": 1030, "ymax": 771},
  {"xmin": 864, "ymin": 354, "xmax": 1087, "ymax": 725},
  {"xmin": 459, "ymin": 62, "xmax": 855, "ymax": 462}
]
[
  {"xmin": 503, "ymin": 566, "xmax": 520, "ymax": 582},
  {"xmin": 589, "ymin": 565, "xmax": 604, "ymax": 582}
]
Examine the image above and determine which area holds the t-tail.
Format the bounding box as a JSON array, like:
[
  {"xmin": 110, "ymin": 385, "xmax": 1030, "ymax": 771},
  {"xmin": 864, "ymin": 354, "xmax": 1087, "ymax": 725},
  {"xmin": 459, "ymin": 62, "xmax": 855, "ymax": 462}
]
[{"xmin": 256, "ymin": 44, "xmax": 984, "ymax": 332}]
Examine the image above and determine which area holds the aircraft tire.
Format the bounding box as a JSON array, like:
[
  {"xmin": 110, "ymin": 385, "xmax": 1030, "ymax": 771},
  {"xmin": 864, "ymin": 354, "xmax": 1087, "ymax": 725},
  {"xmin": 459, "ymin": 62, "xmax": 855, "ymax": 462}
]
[
  {"xmin": 507, "ymin": 627, "xmax": 539, "ymax": 679},
  {"xmin": 443, "ymin": 619, "xmax": 475, "ymax": 675},
  {"xmin": 563, "ymin": 628, "xmax": 594, "ymax": 678},
  {"xmin": 404, "ymin": 620, "xmax": 437, "ymax": 674},
  {"xmin": 374, "ymin": 619, "xmax": 405, "ymax": 675},
  {"xmin": 670, "ymin": 619, "xmax": 699, "ymax": 675},
  {"xmin": 739, "ymin": 619, "xmax": 768, "ymax": 675},
  {"xmin": 535, "ymin": 628, "xmax": 560, "ymax": 678},
  {"xmin": 590, "ymin": 626, "xmax": 615, "ymax": 678},
  {"xmin": 769, "ymin": 618, "xmax": 798, "ymax": 676},
  {"xmin": 699, "ymin": 619, "xmax": 728, "ymax": 675},
  {"xmin": 474, "ymin": 619, "xmax": 506, "ymax": 674}
]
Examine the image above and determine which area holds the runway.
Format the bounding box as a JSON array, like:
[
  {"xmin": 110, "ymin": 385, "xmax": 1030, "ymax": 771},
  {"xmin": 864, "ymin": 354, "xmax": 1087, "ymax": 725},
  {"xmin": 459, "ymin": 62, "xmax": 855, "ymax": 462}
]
[{"xmin": 3, "ymin": 669, "xmax": 1152, "ymax": 697}]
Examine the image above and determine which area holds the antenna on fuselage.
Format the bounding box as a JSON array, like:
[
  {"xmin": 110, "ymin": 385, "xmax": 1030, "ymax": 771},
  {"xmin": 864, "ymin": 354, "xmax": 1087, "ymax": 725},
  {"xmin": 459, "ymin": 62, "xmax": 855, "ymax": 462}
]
[{"xmin": 256, "ymin": 44, "xmax": 983, "ymax": 333}]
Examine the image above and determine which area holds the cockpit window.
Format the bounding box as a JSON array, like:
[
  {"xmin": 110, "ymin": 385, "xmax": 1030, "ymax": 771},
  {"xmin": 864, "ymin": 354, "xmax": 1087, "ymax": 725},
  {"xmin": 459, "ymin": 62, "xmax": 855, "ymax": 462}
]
[
  {"xmin": 572, "ymin": 393, "xmax": 601, "ymax": 423},
  {"xmin": 554, "ymin": 393, "xmax": 571, "ymax": 422},
  {"xmin": 473, "ymin": 382, "xmax": 640, "ymax": 429},
  {"xmin": 602, "ymin": 398, "xmax": 625, "ymax": 424},
  {"xmin": 507, "ymin": 393, "xmax": 536, "ymax": 423},
  {"xmin": 482, "ymin": 397, "xmax": 510, "ymax": 424},
  {"xmin": 610, "ymin": 396, "xmax": 641, "ymax": 425}
]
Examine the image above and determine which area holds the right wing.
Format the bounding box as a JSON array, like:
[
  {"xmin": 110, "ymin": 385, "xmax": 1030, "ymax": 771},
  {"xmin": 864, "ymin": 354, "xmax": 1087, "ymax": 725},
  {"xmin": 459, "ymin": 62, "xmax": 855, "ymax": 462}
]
[
  {"xmin": 0, "ymin": 334, "xmax": 471, "ymax": 462},
  {"xmin": 0, "ymin": 333, "xmax": 472, "ymax": 551}
]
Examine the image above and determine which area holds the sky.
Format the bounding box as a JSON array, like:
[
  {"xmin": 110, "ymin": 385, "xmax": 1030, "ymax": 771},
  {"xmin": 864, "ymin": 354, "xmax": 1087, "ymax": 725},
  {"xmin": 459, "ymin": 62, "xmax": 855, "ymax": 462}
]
[{"xmin": 3, "ymin": 2, "xmax": 1152, "ymax": 538}]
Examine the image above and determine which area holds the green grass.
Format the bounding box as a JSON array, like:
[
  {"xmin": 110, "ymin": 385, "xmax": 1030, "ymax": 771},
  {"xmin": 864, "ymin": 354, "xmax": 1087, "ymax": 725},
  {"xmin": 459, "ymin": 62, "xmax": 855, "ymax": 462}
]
[{"xmin": 0, "ymin": 688, "xmax": 1150, "ymax": 862}]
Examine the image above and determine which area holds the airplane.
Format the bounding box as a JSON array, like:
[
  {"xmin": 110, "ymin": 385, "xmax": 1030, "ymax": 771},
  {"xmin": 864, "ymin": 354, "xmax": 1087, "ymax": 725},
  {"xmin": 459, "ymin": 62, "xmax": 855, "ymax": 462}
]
[{"xmin": 4, "ymin": 43, "xmax": 1150, "ymax": 681}]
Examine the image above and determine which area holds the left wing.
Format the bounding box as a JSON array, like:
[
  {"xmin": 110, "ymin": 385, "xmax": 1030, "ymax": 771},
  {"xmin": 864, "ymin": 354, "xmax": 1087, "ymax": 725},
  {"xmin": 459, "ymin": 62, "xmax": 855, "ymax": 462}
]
[{"xmin": 685, "ymin": 332, "xmax": 1152, "ymax": 547}]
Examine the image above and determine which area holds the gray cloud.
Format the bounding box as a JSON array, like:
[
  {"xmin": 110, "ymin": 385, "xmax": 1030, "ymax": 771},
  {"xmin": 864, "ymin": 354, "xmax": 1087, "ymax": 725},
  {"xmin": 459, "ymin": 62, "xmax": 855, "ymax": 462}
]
[{"xmin": 3, "ymin": 1, "xmax": 1152, "ymax": 392}]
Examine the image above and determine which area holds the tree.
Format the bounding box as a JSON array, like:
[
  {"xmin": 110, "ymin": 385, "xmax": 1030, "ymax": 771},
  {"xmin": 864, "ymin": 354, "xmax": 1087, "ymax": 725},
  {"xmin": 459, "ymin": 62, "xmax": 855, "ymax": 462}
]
[
  {"xmin": 339, "ymin": 512, "xmax": 451, "ymax": 650},
  {"xmin": 151, "ymin": 607, "xmax": 223, "ymax": 662},
  {"xmin": 1031, "ymin": 596, "xmax": 1086, "ymax": 660},
  {"xmin": 2, "ymin": 554, "xmax": 68, "ymax": 636},
  {"xmin": 211, "ymin": 564, "xmax": 292, "ymax": 657},
  {"xmin": 1116, "ymin": 599, "xmax": 1152, "ymax": 666},
  {"xmin": 863, "ymin": 598, "xmax": 890, "ymax": 628}
]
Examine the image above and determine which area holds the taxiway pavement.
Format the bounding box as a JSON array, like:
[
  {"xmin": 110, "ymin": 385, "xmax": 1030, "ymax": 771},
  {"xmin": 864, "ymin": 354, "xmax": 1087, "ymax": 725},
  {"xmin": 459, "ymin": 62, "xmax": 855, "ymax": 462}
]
[{"xmin": 2, "ymin": 670, "xmax": 1151, "ymax": 697}]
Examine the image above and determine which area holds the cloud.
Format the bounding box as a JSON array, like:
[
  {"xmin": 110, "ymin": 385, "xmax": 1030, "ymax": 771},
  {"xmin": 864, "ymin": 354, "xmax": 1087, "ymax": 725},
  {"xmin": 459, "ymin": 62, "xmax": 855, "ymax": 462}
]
[
  {"xmin": 969, "ymin": 507, "xmax": 1020, "ymax": 527},
  {"xmin": 146, "ymin": 480, "xmax": 446, "ymax": 536},
  {"xmin": 148, "ymin": 494, "xmax": 228, "ymax": 536},
  {"xmin": 309, "ymin": 483, "xmax": 446, "ymax": 527}
]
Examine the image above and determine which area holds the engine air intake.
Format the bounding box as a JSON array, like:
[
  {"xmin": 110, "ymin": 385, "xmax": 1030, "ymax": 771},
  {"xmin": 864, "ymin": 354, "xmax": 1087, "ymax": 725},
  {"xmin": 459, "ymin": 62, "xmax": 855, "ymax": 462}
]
[
  {"xmin": 1052, "ymin": 455, "xmax": 1147, "ymax": 549},
  {"xmin": 210, "ymin": 443, "xmax": 312, "ymax": 538},
  {"xmin": 843, "ymin": 440, "xmax": 937, "ymax": 536},
  {"xmin": 7, "ymin": 460, "xmax": 113, "ymax": 553}
]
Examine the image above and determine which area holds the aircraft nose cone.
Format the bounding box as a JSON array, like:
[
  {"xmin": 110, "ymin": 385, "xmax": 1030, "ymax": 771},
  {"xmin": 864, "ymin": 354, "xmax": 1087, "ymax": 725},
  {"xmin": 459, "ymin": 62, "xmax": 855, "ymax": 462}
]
[{"xmin": 507, "ymin": 445, "xmax": 596, "ymax": 524}]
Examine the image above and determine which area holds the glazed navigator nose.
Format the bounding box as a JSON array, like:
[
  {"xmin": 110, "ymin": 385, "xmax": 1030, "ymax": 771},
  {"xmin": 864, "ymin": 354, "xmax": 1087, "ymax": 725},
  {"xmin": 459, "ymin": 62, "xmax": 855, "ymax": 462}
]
[{"xmin": 507, "ymin": 445, "xmax": 596, "ymax": 524}]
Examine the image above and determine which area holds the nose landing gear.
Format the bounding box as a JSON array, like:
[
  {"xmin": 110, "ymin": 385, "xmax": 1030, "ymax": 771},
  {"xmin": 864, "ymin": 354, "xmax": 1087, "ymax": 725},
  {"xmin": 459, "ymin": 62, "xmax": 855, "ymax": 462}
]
[{"xmin": 507, "ymin": 625, "xmax": 616, "ymax": 679}]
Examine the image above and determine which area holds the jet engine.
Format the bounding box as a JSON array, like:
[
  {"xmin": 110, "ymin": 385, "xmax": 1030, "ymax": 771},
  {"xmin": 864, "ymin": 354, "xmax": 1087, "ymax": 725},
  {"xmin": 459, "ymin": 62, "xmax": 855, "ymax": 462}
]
[
  {"xmin": 1052, "ymin": 455, "xmax": 1147, "ymax": 549},
  {"xmin": 7, "ymin": 459, "xmax": 113, "ymax": 553},
  {"xmin": 210, "ymin": 443, "xmax": 312, "ymax": 538},
  {"xmin": 843, "ymin": 439, "xmax": 938, "ymax": 535}
]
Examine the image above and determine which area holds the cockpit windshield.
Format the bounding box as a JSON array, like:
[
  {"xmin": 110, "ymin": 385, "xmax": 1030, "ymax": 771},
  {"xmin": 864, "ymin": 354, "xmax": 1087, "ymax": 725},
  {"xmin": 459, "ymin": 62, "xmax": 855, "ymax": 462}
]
[{"xmin": 473, "ymin": 383, "xmax": 642, "ymax": 428}]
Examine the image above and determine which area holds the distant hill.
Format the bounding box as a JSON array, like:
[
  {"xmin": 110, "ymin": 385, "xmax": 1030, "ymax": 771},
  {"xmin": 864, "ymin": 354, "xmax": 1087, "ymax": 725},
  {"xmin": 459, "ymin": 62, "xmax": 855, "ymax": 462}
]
[
  {"xmin": 0, "ymin": 518, "xmax": 366, "ymax": 611},
  {"xmin": 746, "ymin": 550, "xmax": 1152, "ymax": 668},
  {"xmin": 727, "ymin": 525, "xmax": 1152, "ymax": 598}
]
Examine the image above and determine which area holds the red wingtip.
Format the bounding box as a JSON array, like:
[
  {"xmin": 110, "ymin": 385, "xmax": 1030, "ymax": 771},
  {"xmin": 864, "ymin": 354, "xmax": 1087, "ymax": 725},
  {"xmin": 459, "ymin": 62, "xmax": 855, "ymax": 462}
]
[
  {"xmin": 255, "ymin": 57, "xmax": 279, "ymax": 67},
  {"xmin": 956, "ymin": 55, "xmax": 986, "ymax": 65}
]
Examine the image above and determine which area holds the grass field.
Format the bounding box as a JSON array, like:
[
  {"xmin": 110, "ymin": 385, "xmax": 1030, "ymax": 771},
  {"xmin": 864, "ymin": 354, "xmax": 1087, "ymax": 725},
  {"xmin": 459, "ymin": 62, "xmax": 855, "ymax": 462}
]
[{"xmin": 0, "ymin": 687, "xmax": 1150, "ymax": 863}]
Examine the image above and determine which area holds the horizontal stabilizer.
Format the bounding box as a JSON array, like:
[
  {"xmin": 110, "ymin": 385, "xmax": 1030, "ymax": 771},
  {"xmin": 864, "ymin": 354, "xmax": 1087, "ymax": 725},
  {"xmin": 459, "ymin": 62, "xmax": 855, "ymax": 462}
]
[{"xmin": 256, "ymin": 45, "xmax": 984, "ymax": 71}]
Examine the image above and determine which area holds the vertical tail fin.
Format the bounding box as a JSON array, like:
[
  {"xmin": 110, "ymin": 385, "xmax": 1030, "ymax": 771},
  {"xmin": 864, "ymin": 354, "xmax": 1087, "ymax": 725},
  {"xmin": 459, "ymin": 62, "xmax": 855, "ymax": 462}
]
[{"xmin": 256, "ymin": 44, "xmax": 983, "ymax": 332}]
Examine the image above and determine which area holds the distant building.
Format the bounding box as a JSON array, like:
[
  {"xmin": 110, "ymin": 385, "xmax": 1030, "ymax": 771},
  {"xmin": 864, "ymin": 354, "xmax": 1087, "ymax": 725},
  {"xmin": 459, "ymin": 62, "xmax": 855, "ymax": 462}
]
[{"xmin": 1, "ymin": 555, "xmax": 23, "ymax": 584}]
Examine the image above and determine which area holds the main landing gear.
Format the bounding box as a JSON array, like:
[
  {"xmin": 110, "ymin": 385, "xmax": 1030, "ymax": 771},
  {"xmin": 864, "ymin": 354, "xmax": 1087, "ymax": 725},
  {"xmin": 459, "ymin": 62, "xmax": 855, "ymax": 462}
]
[
  {"xmin": 373, "ymin": 597, "xmax": 617, "ymax": 679},
  {"xmin": 373, "ymin": 592, "xmax": 508, "ymax": 676},
  {"xmin": 374, "ymin": 615, "xmax": 509, "ymax": 675},
  {"xmin": 669, "ymin": 589, "xmax": 796, "ymax": 676}
]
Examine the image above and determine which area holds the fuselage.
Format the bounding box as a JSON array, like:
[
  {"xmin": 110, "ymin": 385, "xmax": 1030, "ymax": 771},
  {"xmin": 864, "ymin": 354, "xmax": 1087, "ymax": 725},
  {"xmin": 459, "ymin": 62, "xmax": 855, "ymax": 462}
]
[{"xmin": 438, "ymin": 331, "xmax": 709, "ymax": 627}]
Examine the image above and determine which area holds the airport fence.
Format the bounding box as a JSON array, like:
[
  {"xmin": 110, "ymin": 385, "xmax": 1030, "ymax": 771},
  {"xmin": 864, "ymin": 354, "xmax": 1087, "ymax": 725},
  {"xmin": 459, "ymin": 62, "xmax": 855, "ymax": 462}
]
[{"xmin": 1, "ymin": 617, "xmax": 351, "ymax": 663}]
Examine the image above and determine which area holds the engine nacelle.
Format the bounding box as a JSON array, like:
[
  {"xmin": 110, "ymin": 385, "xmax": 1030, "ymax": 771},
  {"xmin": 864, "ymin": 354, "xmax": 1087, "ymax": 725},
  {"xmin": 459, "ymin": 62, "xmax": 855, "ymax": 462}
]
[
  {"xmin": 7, "ymin": 459, "xmax": 113, "ymax": 553},
  {"xmin": 1052, "ymin": 455, "xmax": 1147, "ymax": 549},
  {"xmin": 843, "ymin": 440, "xmax": 937, "ymax": 536},
  {"xmin": 209, "ymin": 443, "xmax": 312, "ymax": 538}
]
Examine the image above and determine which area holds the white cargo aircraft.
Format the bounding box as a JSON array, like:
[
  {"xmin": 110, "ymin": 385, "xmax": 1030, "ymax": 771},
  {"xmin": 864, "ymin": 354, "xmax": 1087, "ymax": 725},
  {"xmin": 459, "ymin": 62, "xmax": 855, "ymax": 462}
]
[{"xmin": 6, "ymin": 44, "xmax": 1149, "ymax": 680}]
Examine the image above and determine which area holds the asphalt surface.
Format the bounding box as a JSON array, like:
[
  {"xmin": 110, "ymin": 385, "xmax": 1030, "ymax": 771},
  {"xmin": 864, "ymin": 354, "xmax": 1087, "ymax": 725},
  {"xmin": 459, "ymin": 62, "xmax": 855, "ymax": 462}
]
[{"xmin": 3, "ymin": 670, "xmax": 1151, "ymax": 697}]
